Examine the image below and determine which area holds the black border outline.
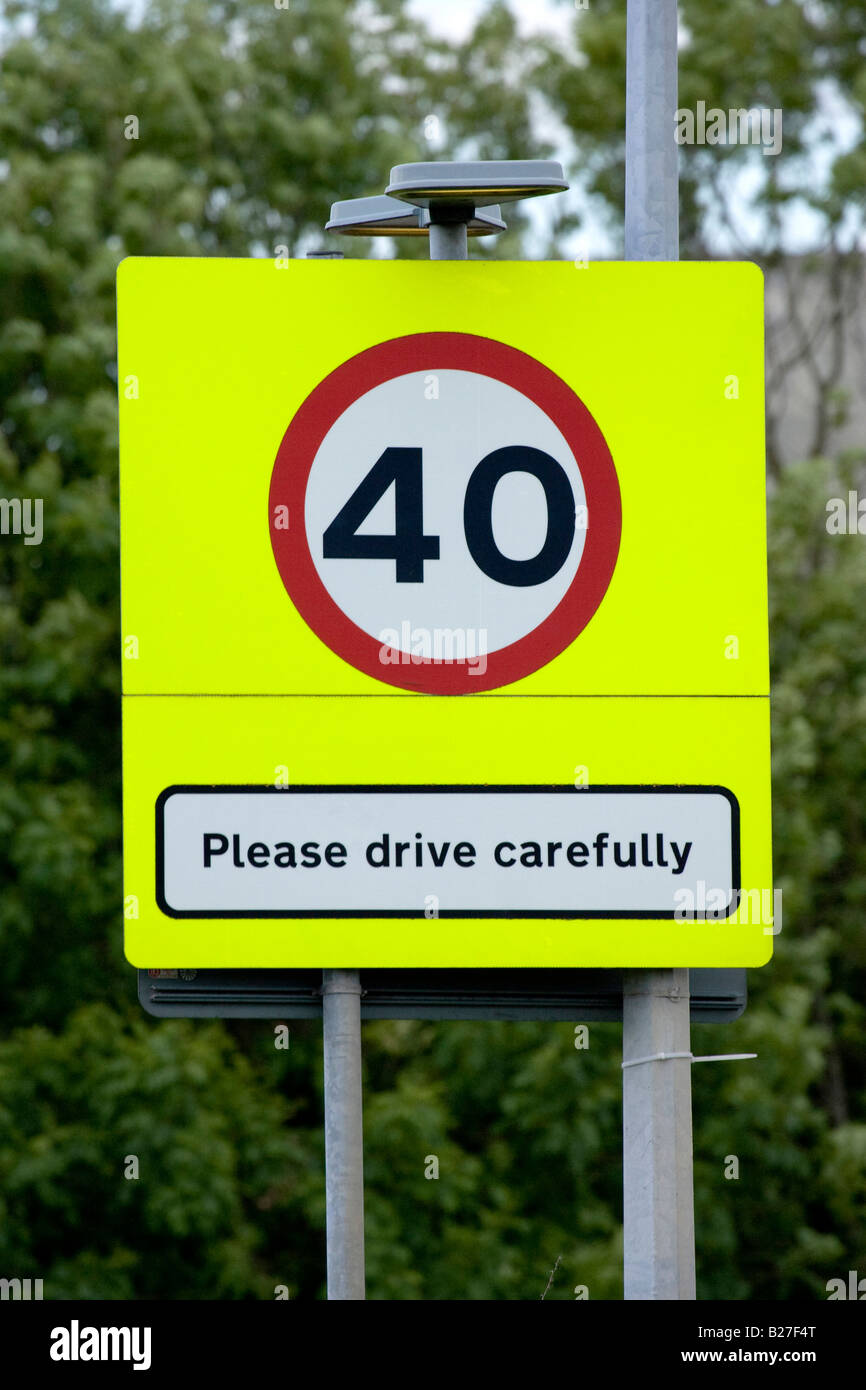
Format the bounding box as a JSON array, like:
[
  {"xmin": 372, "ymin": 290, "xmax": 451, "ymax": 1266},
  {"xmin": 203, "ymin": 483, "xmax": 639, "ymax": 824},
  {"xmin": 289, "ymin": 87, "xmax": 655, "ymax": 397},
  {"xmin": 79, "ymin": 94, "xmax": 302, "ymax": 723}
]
[{"xmin": 155, "ymin": 784, "xmax": 741, "ymax": 922}]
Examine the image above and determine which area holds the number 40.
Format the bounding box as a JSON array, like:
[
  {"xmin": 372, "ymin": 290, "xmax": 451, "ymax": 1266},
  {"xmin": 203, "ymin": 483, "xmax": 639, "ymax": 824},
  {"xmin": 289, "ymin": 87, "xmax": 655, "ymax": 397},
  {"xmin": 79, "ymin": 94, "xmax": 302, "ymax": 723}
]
[{"xmin": 323, "ymin": 444, "xmax": 577, "ymax": 587}]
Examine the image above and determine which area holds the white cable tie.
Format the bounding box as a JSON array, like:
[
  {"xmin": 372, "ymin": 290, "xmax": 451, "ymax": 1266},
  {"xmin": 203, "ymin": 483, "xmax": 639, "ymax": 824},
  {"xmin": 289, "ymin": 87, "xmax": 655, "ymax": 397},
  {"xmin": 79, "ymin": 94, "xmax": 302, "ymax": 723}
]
[
  {"xmin": 691, "ymin": 1053, "xmax": 757, "ymax": 1064},
  {"xmin": 622, "ymin": 1050, "xmax": 693, "ymax": 1070},
  {"xmin": 621, "ymin": 1051, "xmax": 757, "ymax": 1070}
]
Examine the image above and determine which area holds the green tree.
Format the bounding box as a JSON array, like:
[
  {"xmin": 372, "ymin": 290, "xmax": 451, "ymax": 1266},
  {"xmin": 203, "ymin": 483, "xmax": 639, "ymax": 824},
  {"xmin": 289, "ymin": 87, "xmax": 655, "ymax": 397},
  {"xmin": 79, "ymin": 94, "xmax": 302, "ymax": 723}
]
[{"xmin": 0, "ymin": 1005, "xmax": 310, "ymax": 1298}]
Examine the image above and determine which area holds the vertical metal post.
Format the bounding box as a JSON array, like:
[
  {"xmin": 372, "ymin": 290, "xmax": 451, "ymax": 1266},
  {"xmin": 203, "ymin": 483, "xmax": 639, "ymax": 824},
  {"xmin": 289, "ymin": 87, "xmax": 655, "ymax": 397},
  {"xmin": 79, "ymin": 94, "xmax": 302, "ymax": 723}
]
[
  {"xmin": 322, "ymin": 968, "xmax": 365, "ymax": 1299},
  {"xmin": 622, "ymin": 972, "xmax": 695, "ymax": 1299},
  {"xmin": 624, "ymin": 0, "xmax": 679, "ymax": 262},
  {"xmin": 318, "ymin": 177, "xmax": 466, "ymax": 1305},
  {"xmin": 428, "ymin": 218, "xmax": 468, "ymax": 261},
  {"xmin": 622, "ymin": 0, "xmax": 696, "ymax": 1301}
]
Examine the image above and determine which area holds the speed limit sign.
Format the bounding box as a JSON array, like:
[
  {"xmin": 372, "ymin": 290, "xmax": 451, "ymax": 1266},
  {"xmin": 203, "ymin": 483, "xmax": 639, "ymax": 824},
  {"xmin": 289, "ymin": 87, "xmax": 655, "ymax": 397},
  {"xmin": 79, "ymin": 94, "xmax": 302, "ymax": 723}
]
[
  {"xmin": 269, "ymin": 332, "xmax": 621, "ymax": 693},
  {"xmin": 118, "ymin": 257, "xmax": 772, "ymax": 969}
]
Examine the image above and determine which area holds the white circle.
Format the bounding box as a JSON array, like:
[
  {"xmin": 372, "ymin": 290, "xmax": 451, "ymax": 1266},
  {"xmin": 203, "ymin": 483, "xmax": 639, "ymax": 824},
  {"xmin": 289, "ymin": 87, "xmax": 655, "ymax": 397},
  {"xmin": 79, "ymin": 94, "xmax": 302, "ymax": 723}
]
[{"xmin": 304, "ymin": 369, "xmax": 586, "ymax": 657}]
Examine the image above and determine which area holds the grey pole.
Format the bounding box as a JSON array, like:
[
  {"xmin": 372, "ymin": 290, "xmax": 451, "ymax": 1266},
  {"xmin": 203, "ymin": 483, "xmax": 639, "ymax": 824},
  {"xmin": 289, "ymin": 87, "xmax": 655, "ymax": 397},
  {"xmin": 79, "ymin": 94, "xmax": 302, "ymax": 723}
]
[
  {"xmin": 317, "ymin": 181, "xmax": 465, "ymax": 1307},
  {"xmin": 624, "ymin": 0, "xmax": 679, "ymax": 261},
  {"xmin": 622, "ymin": 0, "xmax": 696, "ymax": 1301},
  {"xmin": 322, "ymin": 968, "xmax": 365, "ymax": 1299},
  {"xmin": 318, "ymin": 162, "xmax": 561, "ymax": 1307},
  {"xmin": 428, "ymin": 218, "xmax": 468, "ymax": 261}
]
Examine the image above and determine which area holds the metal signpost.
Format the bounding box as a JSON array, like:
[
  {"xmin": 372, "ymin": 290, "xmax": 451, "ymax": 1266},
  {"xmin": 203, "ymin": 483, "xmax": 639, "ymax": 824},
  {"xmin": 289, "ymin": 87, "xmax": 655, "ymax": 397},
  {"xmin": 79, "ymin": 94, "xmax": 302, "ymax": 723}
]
[
  {"xmin": 324, "ymin": 160, "xmax": 588, "ymax": 1298},
  {"xmin": 622, "ymin": 0, "xmax": 695, "ymax": 1302},
  {"xmin": 321, "ymin": 968, "xmax": 365, "ymax": 1299},
  {"xmin": 117, "ymin": 1, "xmax": 772, "ymax": 1301}
]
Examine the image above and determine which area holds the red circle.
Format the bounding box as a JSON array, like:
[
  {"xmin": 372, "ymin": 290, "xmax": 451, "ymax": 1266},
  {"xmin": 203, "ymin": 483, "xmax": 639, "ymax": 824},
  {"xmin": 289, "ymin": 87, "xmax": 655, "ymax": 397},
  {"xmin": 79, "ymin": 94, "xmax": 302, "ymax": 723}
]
[{"xmin": 269, "ymin": 332, "xmax": 621, "ymax": 694}]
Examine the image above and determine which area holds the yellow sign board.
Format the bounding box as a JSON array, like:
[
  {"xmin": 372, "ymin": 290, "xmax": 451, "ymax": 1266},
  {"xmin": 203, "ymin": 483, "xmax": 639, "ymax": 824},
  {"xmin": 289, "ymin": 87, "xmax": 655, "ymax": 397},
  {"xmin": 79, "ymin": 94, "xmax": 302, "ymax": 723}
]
[{"xmin": 118, "ymin": 258, "xmax": 772, "ymax": 967}]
